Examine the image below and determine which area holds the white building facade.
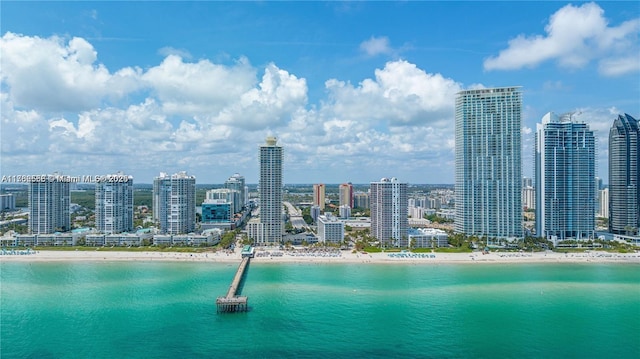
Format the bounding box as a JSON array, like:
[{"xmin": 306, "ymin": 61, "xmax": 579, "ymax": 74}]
[
  {"xmin": 28, "ymin": 174, "xmax": 70, "ymax": 234},
  {"xmin": 224, "ymin": 173, "xmax": 246, "ymax": 212},
  {"xmin": 370, "ymin": 177, "xmax": 408, "ymax": 246},
  {"xmin": 317, "ymin": 214, "xmax": 344, "ymax": 244},
  {"xmin": 153, "ymin": 171, "xmax": 196, "ymax": 234},
  {"xmin": 95, "ymin": 173, "xmax": 134, "ymax": 234},
  {"xmin": 455, "ymin": 87, "xmax": 523, "ymax": 239}
]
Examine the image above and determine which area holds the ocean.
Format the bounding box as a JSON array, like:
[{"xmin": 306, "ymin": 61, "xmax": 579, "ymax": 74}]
[{"xmin": 1, "ymin": 261, "xmax": 639, "ymax": 358}]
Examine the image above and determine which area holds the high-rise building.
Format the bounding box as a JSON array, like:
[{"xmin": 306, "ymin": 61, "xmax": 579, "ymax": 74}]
[
  {"xmin": 310, "ymin": 205, "xmax": 321, "ymax": 223},
  {"xmin": 339, "ymin": 204, "xmax": 351, "ymax": 219},
  {"xmin": 0, "ymin": 194, "xmax": 16, "ymax": 212},
  {"xmin": 95, "ymin": 173, "xmax": 133, "ymax": 234},
  {"xmin": 258, "ymin": 136, "xmax": 283, "ymax": 245},
  {"xmin": 353, "ymin": 191, "xmax": 370, "ymax": 209},
  {"xmin": 522, "ymin": 186, "xmax": 535, "ymax": 210},
  {"xmin": 370, "ymin": 177, "xmax": 408, "ymax": 246},
  {"xmin": 225, "ymin": 173, "xmax": 246, "ymax": 211},
  {"xmin": 535, "ymin": 112, "xmax": 595, "ymax": 241},
  {"xmin": 339, "ymin": 183, "xmax": 354, "ymax": 208},
  {"xmin": 595, "ymin": 177, "xmax": 603, "ymax": 216},
  {"xmin": 454, "ymin": 87, "xmax": 523, "ymax": 239},
  {"xmin": 206, "ymin": 188, "xmax": 241, "ymax": 214},
  {"xmin": 153, "ymin": 171, "xmax": 196, "ymax": 234},
  {"xmin": 609, "ymin": 113, "xmax": 639, "ymax": 235},
  {"xmin": 313, "ymin": 184, "xmax": 325, "ymax": 210},
  {"xmin": 599, "ymin": 188, "xmax": 609, "ymax": 219},
  {"xmin": 28, "ymin": 174, "xmax": 70, "ymax": 234}
]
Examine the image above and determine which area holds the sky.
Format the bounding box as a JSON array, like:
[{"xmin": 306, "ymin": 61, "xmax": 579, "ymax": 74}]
[{"xmin": 1, "ymin": 1, "xmax": 638, "ymax": 185}]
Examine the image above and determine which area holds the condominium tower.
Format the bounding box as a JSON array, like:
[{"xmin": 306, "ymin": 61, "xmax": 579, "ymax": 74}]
[
  {"xmin": 339, "ymin": 183, "xmax": 354, "ymax": 208},
  {"xmin": 95, "ymin": 173, "xmax": 134, "ymax": 234},
  {"xmin": 535, "ymin": 112, "xmax": 596, "ymax": 241},
  {"xmin": 258, "ymin": 136, "xmax": 283, "ymax": 245},
  {"xmin": 224, "ymin": 173, "xmax": 246, "ymax": 212},
  {"xmin": 153, "ymin": 171, "xmax": 196, "ymax": 234},
  {"xmin": 454, "ymin": 87, "xmax": 523, "ymax": 239},
  {"xmin": 28, "ymin": 174, "xmax": 70, "ymax": 234},
  {"xmin": 0, "ymin": 194, "xmax": 16, "ymax": 212},
  {"xmin": 370, "ymin": 177, "xmax": 408, "ymax": 246},
  {"xmin": 207, "ymin": 188, "xmax": 241, "ymax": 214},
  {"xmin": 313, "ymin": 184, "xmax": 325, "ymax": 210},
  {"xmin": 609, "ymin": 113, "xmax": 639, "ymax": 235}
]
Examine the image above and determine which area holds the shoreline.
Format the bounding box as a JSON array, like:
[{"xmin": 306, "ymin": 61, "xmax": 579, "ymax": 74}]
[{"xmin": 1, "ymin": 249, "xmax": 639, "ymax": 264}]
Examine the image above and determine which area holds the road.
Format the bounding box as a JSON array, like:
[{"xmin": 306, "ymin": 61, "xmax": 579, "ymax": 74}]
[{"xmin": 283, "ymin": 201, "xmax": 308, "ymax": 230}]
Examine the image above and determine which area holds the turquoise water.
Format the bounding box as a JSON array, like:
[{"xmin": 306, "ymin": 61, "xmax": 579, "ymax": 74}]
[{"xmin": 1, "ymin": 261, "xmax": 639, "ymax": 358}]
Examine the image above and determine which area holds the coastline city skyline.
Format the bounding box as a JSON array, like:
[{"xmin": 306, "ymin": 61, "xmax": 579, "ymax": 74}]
[
  {"xmin": 2, "ymin": 3, "xmax": 639, "ymax": 357},
  {"xmin": 1, "ymin": 2, "xmax": 638, "ymax": 184}
]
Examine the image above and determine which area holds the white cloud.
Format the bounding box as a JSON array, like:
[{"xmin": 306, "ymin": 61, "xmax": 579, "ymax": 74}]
[
  {"xmin": 157, "ymin": 46, "xmax": 192, "ymax": 59},
  {"xmin": 142, "ymin": 54, "xmax": 257, "ymax": 116},
  {"xmin": 0, "ymin": 32, "xmax": 142, "ymax": 112},
  {"xmin": 3, "ymin": 32, "xmax": 556, "ymax": 183},
  {"xmin": 322, "ymin": 60, "xmax": 462, "ymax": 126},
  {"xmin": 360, "ymin": 36, "xmax": 393, "ymax": 56},
  {"xmin": 598, "ymin": 56, "xmax": 640, "ymax": 76},
  {"xmin": 484, "ymin": 2, "xmax": 640, "ymax": 76},
  {"xmin": 0, "ymin": 94, "xmax": 49, "ymax": 155}
]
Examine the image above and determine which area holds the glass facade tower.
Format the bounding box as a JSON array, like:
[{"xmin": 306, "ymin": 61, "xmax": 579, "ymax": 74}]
[
  {"xmin": 259, "ymin": 136, "xmax": 283, "ymax": 245},
  {"xmin": 609, "ymin": 113, "xmax": 639, "ymax": 235},
  {"xmin": 455, "ymin": 87, "xmax": 523, "ymax": 239},
  {"xmin": 535, "ymin": 112, "xmax": 595, "ymax": 241}
]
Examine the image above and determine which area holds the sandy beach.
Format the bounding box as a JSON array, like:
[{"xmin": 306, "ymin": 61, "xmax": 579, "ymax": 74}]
[{"xmin": 1, "ymin": 248, "xmax": 639, "ymax": 264}]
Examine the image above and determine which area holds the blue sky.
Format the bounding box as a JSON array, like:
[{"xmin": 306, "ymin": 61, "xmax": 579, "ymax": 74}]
[{"xmin": 1, "ymin": 1, "xmax": 638, "ymax": 184}]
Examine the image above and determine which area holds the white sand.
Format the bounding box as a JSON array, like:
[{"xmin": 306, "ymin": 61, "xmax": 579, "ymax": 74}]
[{"xmin": 1, "ymin": 248, "xmax": 639, "ymax": 264}]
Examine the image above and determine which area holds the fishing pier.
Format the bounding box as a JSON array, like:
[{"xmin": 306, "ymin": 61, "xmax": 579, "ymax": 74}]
[{"xmin": 216, "ymin": 245, "xmax": 253, "ymax": 313}]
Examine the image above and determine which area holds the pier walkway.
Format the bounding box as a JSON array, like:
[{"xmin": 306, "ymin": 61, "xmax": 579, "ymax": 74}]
[{"xmin": 216, "ymin": 256, "xmax": 250, "ymax": 313}]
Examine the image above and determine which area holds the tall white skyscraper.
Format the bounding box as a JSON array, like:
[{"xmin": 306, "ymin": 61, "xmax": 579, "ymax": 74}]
[
  {"xmin": 258, "ymin": 136, "xmax": 283, "ymax": 245},
  {"xmin": 599, "ymin": 188, "xmax": 609, "ymax": 219},
  {"xmin": 28, "ymin": 174, "xmax": 70, "ymax": 234},
  {"xmin": 95, "ymin": 173, "xmax": 134, "ymax": 234},
  {"xmin": 153, "ymin": 171, "xmax": 196, "ymax": 234},
  {"xmin": 455, "ymin": 87, "xmax": 523, "ymax": 239},
  {"xmin": 370, "ymin": 177, "xmax": 408, "ymax": 247},
  {"xmin": 535, "ymin": 112, "xmax": 595, "ymax": 241},
  {"xmin": 224, "ymin": 173, "xmax": 246, "ymax": 212}
]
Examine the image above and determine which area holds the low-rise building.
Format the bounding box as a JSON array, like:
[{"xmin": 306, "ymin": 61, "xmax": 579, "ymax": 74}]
[
  {"xmin": 318, "ymin": 214, "xmax": 344, "ymax": 244},
  {"xmin": 405, "ymin": 228, "xmax": 449, "ymax": 248}
]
